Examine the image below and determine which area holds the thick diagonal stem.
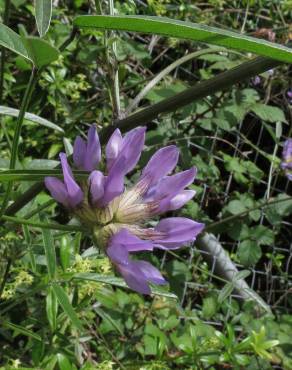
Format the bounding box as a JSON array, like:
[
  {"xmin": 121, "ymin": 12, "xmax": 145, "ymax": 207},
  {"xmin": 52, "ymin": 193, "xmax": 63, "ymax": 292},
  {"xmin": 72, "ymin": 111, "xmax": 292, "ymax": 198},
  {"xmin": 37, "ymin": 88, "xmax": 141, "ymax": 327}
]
[{"xmin": 100, "ymin": 56, "xmax": 281, "ymax": 141}]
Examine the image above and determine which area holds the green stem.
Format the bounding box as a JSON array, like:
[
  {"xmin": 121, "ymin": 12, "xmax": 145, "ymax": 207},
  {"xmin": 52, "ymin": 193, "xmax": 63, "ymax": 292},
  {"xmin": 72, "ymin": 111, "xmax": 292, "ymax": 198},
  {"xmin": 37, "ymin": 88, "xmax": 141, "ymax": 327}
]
[
  {"xmin": 59, "ymin": 28, "xmax": 78, "ymax": 52},
  {"xmin": 0, "ymin": 67, "xmax": 38, "ymax": 217},
  {"xmin": 109, "ymin": 0, "xmax": 121, "ymax": 118},
  {"xmin": 104, "ymin": 0, "xmax": 120, "ymax": 119},
  {"xmin": 1, "ymin": 215, "xmax": 86, "ymax": 232},
  {"xmin": 205, "ymin": 195, "xmax": 292, "ymax": 232}
]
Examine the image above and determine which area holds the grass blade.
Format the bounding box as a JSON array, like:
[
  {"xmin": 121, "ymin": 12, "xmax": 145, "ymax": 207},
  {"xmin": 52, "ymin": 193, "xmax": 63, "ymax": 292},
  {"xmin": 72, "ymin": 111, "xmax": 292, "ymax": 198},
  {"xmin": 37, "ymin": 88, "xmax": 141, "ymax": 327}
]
[{"xmin": 52, "ymin": 283, "xmax": 83, "ymax": 331}]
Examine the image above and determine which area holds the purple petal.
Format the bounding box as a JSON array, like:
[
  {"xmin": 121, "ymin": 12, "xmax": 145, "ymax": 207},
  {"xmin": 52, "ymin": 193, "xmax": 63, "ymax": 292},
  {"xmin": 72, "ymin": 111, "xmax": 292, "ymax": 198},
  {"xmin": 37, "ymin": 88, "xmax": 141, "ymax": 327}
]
[
  {"xmin": 73, "ymin": 136, "xmax": 86, "ymax": 169},
  {"xmin": 88, "ymin": 170, "xmax": 105, "ymax": 205},
  {"xmin": 59, "ymin": 153, "xmax": 83, "ymax": 208},
  {"xmin": 106, "ymin": 128, "xmax": 123, "ymax": 171},
  {"xmin": 100, "ymin": 155, "xmax": 125, "ymax": 206},
  {"xmin": 149, "ymin": 167, "xmax": 197, "ymax": 213},
  {"xmin": 117, "ymin": 261, "xmax": 151, "ymax": 294},
  {"xmin": 281, "ymin": 139, "xmax": 292, "ymax": 171},
  {"xmin": 107, "ymin": 241, "xmax": 129, "ymax": 265},
  {"xmin": 109, "ymin": 228, "xmax": 154, "ymax": 253},
  {"xmin": 140, "ymin": 145, "xmax": 179, "ymax": 188},
  {"xmin": 153, "ymin": 217, "xmax": 205, "ymax": 249},
  {"xmin": 44, "ymin": 177, "xmax": 69, "ymax": 207},
  {"xmin": 134, "ymin": 260, "xmax": 166, "ymax": 285},
  {"xmin": 168, "ymin": 190, "xmax": 196, "ymax": 211},
  {"xmin": 115, "ymin": 127, "xmax": 146, "ymax": 175},
  {"xmin": 84, "ymin": 125, "xmax": 101, "ymax": 171}
]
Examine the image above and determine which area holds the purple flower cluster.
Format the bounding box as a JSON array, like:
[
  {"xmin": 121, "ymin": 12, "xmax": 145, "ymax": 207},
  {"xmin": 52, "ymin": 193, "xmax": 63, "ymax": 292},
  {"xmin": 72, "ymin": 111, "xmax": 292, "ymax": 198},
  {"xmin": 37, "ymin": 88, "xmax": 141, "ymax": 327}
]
[
  {"xmin": 45, "ymin": 125, "xmax": 204, "ymax": 294},
  {"xmin": 281, "ymin": 138, "xmax": 292, "ymax": 181}
]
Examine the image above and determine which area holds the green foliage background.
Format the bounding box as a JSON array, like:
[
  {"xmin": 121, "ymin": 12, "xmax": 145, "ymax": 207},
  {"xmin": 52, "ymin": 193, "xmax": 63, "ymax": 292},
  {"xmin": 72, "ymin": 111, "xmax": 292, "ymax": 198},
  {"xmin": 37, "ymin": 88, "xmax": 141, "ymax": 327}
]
[{"xmin": 0, "ymin": 0, "xmax": 292, "ymax": 369}]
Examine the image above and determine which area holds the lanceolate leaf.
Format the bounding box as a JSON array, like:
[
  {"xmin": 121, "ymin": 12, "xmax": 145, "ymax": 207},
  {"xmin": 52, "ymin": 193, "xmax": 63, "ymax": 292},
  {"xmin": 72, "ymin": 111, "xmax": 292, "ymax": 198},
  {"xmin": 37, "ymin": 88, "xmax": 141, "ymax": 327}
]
[
  {"xmin": 74, "ymin": 15, "xmax": 292, "ymax": 63},
  {"xmin": 0, "ymin": 169, "xmax": 88, "ymax": 182},
  {"xmin": 0, "ymin": 24, "xmax": 59, "ymax": 67},
  {"xmin": 52, "ymin": 284, "xmax": 84, "ymax": 331},
  {"xmin": 0, "ymin": 106, "xmax": 64, "ymax": 133},
  {"xmin": 35, "ymin": 0, "xmax": 52, "ymax": 37},
  {"xmin": 3, "ymin": 321, "xmax": 42, "ymax": 341},
  {"xmin": 0, "ymin": 23, "xmax": 29, "ymax": 59}
]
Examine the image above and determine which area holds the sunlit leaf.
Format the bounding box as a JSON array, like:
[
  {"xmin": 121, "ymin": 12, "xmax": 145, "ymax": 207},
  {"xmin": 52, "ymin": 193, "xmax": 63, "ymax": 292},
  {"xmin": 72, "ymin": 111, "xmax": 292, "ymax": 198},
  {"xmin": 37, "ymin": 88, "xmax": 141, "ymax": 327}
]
[
  {"xmin": 74, "ymin": 15, "xmax": 292, "ymax": 63},
  {"xmin": 0, "ymin": 105, "xmax": 64, "ymax": 133},
  {"xmin": 35, "ymin": 0, "xmax": 52, "ymax": 37}
]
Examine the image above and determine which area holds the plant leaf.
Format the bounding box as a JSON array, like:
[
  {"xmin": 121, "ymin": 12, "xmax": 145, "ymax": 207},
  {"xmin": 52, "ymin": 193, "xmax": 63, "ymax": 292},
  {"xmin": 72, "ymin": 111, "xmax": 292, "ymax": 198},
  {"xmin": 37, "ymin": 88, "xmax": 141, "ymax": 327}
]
[
  {"xmin": 74, "ymin": 15, "xmax": 292, "ymax": 63},
  {"xmin": 40, "ymin": 214, "xmax": 57, "ymax": 279},
  {"xmin": 22, "ymin": 36, "xmax": 59, "ymax": 68},
  {"xmin": 0, "ymin": 24, "xmax": 59, "ymax": 67},
  {"xmin": 52, "ymin": 284, "xmax": 84, "ymax": 331},
  {"xmin": 35, "ymin": 0, "xmax": 52, "ymax": 37},
  {"xmin": 46, "ymin": 287, "xmax": 58, "ymax": 332},
  {"xmin": 73, "ymin": 273, "xmax": 178, "ymax": 299},
  {"xmin": 0, "ymin": 23, "xmax": 29, "ymax": 59},
  {"xmin": 3, "ymin": 321, "xmax": 42, "ymax": 341},
  {"xmin": 0, "ymin": 105, "xmax": 64, "ymax": 133},
  {"xmin": 0, "ymin": 169, "xmax": 88, "ymax": 182}
]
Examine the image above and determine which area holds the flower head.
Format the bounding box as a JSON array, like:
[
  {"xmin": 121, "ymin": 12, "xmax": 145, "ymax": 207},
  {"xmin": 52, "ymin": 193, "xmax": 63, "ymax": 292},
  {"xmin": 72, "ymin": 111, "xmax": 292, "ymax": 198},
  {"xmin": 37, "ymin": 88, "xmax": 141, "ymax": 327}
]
[
  {"xmin": 45, "ymin": 125, "xmax": 204, "ymax": 294},
  {"xmin": 281, "ymin": 138, "xmax": 292, "ymax": 181}
]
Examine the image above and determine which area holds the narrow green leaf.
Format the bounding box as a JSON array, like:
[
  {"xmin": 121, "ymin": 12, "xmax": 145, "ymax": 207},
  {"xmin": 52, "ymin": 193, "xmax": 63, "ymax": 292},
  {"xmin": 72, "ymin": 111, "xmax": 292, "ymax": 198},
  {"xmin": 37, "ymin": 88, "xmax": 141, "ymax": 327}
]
[
  {"xmin": 22, "ymin": 36, "xmax": 59, "ymax": 68},
  {"xmin": 73, "ymin": 273, "xmax": 178, "ymax": 299},
  {"xmin": 60, "ymin": 235, "xmax": 72, "ymax": 271},
  {"xmin": 35, "ymin": 0, "xmax": 52, "ymax": 37},
  {"xmin": 2, "ymin": 215, "xmax": 85, "ymax": 232},
  {"xmin": 0, "ymin": 169, "xmax": 88, "ymax": 182},
  {"xmin": 0, "ymin": 23, "xmax": 29, "ymax": 59},
  {"xmin": 40, "ymin": 214, "xmax": 57, "ymax": 279},
  {"xmin": 46, "ymin": 286, "xmax": 58, "ymax": 332},
  {"xmin": 94, "ymin": 306, "xmax": 124, "ymax": 335},
  {"xmin": 52, "ymin": 283, "xmax": 83, "ymax": 331},
  {"xmin": 3, "ymin": 321, "xmax": 42, "ymax": 341},
  {"xmin": 74, "ymin": 15, "xmax": 292, "ymax": 63},
  {"xmin": 0, "ymin": 105, "xmax": 64, "ymax": 133}
]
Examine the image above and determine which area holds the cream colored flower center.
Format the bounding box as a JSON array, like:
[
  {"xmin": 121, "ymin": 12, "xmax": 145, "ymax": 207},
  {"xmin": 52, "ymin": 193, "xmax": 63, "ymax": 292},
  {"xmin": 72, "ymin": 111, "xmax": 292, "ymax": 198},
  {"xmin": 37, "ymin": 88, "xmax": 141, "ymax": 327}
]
[{"xmin": 74, "ymin": 183, "xmax": 152, "ymax": 248}]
